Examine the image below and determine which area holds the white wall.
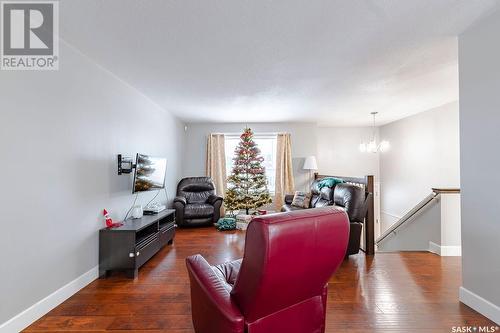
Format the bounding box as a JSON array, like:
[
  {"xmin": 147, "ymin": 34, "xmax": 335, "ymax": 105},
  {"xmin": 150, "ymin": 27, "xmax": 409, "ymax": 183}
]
[
  {"xmin": 316, "ymin": 127, "xmax": 379, "ymax": 178},
  {"xmin": 184, "ymin": 123, "xmax": 379, "ymax": 193},
  {"xmin": 459, "ymin": 9, "xmax": 500, "ymax": 324},
  {"xmin": 440, "ymin": 193, "xmax": 462, "ymax": 249},
  {"xmin": 184, "ymin": 122, "xmax": 318, "ymax": 192},
  {"xmin": 0, "ymin": 41, "xmax": 184, "ymax": 326},
  {"xmin": 379, "ymin": 102, "xmax": 460, "ymax": 231}
]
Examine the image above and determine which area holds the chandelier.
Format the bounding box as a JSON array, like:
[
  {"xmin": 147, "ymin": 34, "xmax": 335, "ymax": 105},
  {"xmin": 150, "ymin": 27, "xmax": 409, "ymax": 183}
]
[{"xmin": 359, "ymin": 112, "xmax": 390, "ymax": 153}]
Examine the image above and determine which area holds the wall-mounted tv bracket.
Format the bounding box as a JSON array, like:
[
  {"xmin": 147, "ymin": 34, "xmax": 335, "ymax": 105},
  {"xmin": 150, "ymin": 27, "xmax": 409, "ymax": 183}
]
[{"xmin": 117, "ymin": 154, "xmax": 136, "ymax": 175}]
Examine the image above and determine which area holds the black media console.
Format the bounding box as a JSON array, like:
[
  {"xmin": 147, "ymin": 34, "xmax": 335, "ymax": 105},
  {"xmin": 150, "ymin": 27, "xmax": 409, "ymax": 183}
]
[{"xmin": 99, "ymin": 209, "xmax": 176, "ymax": 278}]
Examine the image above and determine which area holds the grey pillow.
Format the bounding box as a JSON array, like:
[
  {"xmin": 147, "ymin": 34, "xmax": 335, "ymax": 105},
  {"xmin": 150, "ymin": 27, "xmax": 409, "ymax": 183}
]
[{"xmin": 291, "ymin": 191, "xmax": 312, "ymax": 208}]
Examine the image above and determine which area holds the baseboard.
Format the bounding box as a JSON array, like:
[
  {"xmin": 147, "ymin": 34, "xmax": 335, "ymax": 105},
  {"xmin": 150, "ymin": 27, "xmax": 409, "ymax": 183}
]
[
  {"xmin": 428, "ymin": 241, "xmax": 461, "ymax": 256},
  {"xmin": 460, "ymin": 286, "xmax": 500, "ymax": 325},
  {"xmin": 429, "ymin": 241, "xmax": 441, "ymax": 255},
  {"xmin": 441, "ymin": 245, "xmax": 461, "ymax": 256},
  {"xmin": 0, "ymin": 266, "xmax": 98, "ymax": 333}
]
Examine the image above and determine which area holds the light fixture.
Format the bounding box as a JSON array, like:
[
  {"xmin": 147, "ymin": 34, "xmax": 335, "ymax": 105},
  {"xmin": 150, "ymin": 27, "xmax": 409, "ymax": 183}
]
[
  {"xmin": 359, "ymin": 112, "xmax": 390, "ymax": 153},
  {"xmin": 303, "ymin": 156, "xmax": 318, "ymax": 185}
]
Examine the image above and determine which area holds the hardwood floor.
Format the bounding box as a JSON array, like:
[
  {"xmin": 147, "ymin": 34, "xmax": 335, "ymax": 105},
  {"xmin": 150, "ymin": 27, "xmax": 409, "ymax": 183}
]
[{"xmin": 25, "ymin": 227, "xmax": 496, "ymax": 332}]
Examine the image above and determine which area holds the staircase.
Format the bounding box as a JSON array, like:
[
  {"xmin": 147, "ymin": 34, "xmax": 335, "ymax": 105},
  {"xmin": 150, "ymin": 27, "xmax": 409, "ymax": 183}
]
[{"xmin": 376, "ymin": 188, "xmax": 461, "ymax": 255}]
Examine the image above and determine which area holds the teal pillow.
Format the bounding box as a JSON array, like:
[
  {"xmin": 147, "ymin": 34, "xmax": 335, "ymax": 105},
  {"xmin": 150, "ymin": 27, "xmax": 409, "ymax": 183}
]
[
  {"xmin": 215, "ymin": 217, "xmax": 236, "ymax": 231},
  {"xmin": 317, "ymin": 177, "xmax": 344, "ymax": 190}
]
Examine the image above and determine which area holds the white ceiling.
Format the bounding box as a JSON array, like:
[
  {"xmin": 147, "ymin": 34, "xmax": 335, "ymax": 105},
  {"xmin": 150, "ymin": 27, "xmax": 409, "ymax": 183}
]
[{"xmin": 60, "ymin": 0, "xmax": 500, "ymax": 126}]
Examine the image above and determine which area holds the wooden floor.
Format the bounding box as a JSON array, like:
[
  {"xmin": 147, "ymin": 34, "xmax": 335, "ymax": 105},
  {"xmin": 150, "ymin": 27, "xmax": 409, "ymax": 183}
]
[{"xmin": 25, "ymin": 227, "xmax": 496, "ymax": 332}]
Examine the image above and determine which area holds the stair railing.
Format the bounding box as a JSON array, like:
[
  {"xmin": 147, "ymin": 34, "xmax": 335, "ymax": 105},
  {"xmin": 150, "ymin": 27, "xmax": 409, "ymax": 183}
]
[
  {"xmin": 376, "ymin": 192, "xmax": 439, "ymax": 245},
  {"xmin": 376, "ymin": 188, "xmax": 460, "ymax": 246}
]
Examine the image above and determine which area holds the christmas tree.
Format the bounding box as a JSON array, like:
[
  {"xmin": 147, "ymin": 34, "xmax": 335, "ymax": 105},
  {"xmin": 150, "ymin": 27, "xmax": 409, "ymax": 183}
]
[{"xmin": 225, "ymin": 128, "xmax": 272, "ymax": 215}]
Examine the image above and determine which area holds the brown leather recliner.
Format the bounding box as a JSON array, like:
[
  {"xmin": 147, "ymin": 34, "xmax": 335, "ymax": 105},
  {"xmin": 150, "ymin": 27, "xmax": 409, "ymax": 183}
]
[
  {"xmin": 186, "ymin": 207, "xmax": 350, "ymax": 333},
  {"xmin": 174, "ymin": 177, "xmax": 223, "ymax": 227},
  {"xmin": 281, "ymin": 180, "xmax": 369, "ymax": 256}
]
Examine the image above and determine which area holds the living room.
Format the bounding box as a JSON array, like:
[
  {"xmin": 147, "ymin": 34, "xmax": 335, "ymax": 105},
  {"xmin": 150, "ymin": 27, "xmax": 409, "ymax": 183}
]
[{"xmin": 0, "ymin": 1, "xmax": 499, "ymax": 332}]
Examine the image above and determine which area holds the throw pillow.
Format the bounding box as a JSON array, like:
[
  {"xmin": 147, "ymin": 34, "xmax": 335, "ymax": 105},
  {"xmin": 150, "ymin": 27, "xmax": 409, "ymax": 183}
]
[
  {"xmin": 317, "ymin": 177, "xmax": 344, "ymax": 190},
  {"xmin": 291, "ymin": 191, "xmax": 312, "ymax": 208}
]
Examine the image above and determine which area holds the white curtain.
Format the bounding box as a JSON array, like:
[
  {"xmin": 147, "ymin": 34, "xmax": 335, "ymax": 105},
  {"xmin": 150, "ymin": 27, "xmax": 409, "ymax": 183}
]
[
  {"xmin": 274, "ymin": 133, "xmax": 295, "ymax": 210},
  {"xmin": 206, "ymin": 134, "xmax": 227, "ymax": 214}
]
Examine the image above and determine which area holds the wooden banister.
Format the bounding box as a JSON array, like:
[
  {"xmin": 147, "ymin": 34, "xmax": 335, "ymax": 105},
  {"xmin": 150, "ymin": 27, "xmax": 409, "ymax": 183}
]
[{"xmin": 432, "ymin": 188, "xmax": 460, "ymax": 194}]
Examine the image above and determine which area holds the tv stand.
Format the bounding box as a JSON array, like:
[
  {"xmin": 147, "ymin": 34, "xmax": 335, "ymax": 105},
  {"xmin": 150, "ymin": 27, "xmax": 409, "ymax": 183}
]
[{"xmin": 99, "ymin": 209, "xmax": 175, "ymax": 279}]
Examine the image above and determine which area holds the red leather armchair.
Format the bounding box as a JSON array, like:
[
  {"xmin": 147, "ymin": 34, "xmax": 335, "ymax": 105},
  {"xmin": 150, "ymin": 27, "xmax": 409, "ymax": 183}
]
[{"xmin": 186, "ymin": 207, "xmax": 350, "ymax": 333}]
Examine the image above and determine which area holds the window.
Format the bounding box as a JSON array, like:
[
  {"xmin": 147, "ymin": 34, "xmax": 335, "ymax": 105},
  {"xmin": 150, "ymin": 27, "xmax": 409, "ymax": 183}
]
[{"xmin": 225, "ymin": 134, "xmax": 277, "ymax": 193}]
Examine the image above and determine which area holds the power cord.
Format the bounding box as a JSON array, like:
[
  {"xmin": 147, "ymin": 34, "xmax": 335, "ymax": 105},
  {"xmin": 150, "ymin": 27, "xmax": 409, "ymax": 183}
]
[
  {"xmin": 124, "ymin": 188, "xmax": 169, "ymax": 222},
  {"xmin": 145, "ymin": 190, "xmax": 161, "ymax": 208},
  {"xmin": 123, "ymin": 192, "xmax": 139, "ymax": 221},
  {"xmin": 146, "ymin": 188, "xmax": 169, "ymax": 208}
]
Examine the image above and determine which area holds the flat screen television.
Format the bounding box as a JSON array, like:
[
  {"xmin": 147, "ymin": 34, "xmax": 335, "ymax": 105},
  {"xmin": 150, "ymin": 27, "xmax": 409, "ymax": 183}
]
[{"xmin": 132, "ymin": 154, "xmax": 167, "ymax": 193}]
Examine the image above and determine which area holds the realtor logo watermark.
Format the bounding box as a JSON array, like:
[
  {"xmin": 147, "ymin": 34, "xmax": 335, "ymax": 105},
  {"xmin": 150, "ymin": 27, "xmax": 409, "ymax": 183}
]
[
  {"xmin": 1, "ymin": 1, "xmax": 59, "ymax": 70},
  {"xmin": 451, "ymin": 326, "xmax": 499, "ymax": 332}
]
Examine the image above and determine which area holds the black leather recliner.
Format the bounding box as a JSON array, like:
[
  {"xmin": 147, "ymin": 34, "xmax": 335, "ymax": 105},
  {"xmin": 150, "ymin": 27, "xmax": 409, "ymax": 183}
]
[
  {"xmin": 281, "ymin": 180, "xmax": 368, "ymax": 256},
  {"xmin": 174, "ymin": 177, "xmax": 223, "ymax": 227},
  {"xmin": 282, "ymin": 179, "xmax": 335, "ymax": 211},
  {"xmin": 333, "ymin": 183, "xmax": 367, "ymax": 256}
]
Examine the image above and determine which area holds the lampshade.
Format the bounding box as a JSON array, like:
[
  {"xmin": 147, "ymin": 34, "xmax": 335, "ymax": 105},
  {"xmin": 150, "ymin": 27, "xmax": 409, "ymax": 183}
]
[{"xmin": 303, "ymin": 156, "xmax": 318, "ymax": 170}]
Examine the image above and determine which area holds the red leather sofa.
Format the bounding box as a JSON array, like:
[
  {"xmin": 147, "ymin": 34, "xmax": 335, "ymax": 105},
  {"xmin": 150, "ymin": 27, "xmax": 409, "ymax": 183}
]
[{"xmin": 186, "ymin": 207, "xmax": 350, "ymax": 333}]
